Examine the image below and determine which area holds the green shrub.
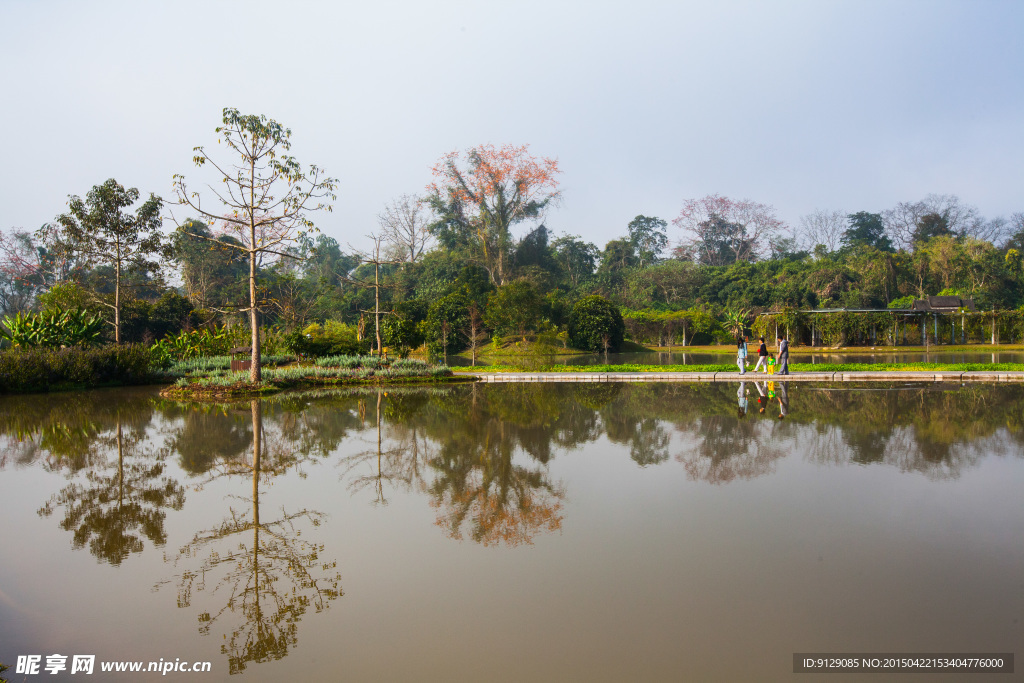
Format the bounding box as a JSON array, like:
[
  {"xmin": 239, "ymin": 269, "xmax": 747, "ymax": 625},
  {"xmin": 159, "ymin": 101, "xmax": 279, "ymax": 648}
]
[
  {"xmin": 0, "ymin": 344, "xmax": 154, "ymax": 393},
  {"xmin": 382, "ymin": 301, "xmax": 427, "ymax": 358},
  {"xmin": 285, "ymin": 321, "xmax": 366, "ymax": 357},
  {"xmin": 485, "ymin": 281, "xmax": 542, "ymax": 340},
  {"xmin": 568, "ymin": 295, "xmax": 625, "ymax": 352},
  {"xmin": 424, "ymin": 292, "xmax": 469, "ymax": 356}
]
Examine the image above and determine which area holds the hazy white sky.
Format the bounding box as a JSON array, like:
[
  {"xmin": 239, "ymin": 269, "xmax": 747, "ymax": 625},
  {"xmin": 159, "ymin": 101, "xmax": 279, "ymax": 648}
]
[{"xmin": 2, "ymin": 0, "xmax": 1022, "ymax": 251}]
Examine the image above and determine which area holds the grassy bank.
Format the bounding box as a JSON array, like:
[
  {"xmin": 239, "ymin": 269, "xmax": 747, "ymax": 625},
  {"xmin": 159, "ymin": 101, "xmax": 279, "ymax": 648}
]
[
  {"xmin": 641, "ymin": 343, "xmax": 1024, "ymax": 354},
  {"xmin": 468, "ymin": 339, "xmax": 589, "ymax": 358}
]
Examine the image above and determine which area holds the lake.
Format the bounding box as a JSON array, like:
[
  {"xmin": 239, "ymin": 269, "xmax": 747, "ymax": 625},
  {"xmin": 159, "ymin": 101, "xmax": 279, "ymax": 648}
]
[{"xmin": 1, "ymin": 382, "xmax": 1021, "ymax": 681}]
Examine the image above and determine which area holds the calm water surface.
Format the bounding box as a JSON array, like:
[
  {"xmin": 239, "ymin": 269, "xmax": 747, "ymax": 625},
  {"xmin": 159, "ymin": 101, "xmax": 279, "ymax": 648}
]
[{"xmin": 1, "ymin": 383, "xmax": 1022, "ymax": 681}]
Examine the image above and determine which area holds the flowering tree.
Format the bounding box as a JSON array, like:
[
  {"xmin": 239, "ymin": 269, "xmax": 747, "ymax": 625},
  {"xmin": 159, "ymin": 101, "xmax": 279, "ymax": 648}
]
[
  {"xmin": 172, "ymin": 108, "xmax": 336, "ymax": 381},
  {"xmin": 0, "ymin": 229, "xmax": 47, "ymax": 314},
  {"xmin": 672, "ymin": 194, "xmax": 785, "ymax": 266},
  {"xmin": 427, "ymin": 144, "xmax": 560, "ymax": 286}
]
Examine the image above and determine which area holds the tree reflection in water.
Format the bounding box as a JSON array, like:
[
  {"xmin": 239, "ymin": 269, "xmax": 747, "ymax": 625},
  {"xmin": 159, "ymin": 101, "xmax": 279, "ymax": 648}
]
[
  {"xmin": 420, "ymin": 384, "xmax": 567, "ymax": 547},
  {"xmin": 36, "ymin": 407, "xmax": 185, "ymax": 565},
  {"xmin": 4, "ymin": 381, "xmax": 1023, "ymax": 570},
  {"xmin": 0, "ymin": 390, "xmax": 154, "ymax": 472},
  {"xmin": 337, "ymin": 390, "xmax": 412, "ymax": 505},
  {"xmin": 341, "ymin": 384, "xmax": 568, "ymax": 547},
  {"xmin": 158, "ymin": 400, "xmax": 342, "ymax": 675}
]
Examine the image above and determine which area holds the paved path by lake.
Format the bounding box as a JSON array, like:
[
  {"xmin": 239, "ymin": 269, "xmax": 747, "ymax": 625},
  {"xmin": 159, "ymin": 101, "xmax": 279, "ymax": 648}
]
[{"xmin": 470, "ymin": 371, "xmax": 1024, "ymax": 383}]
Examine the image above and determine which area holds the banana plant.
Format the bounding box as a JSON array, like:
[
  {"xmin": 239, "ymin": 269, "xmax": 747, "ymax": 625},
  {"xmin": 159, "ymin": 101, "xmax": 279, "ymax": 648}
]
[
  {"xmin": 0, "ymin": 308, "xmax": 105, "ymax": 348},
  {"xmin": 150, "ymin": 326, "xmax": 229, "ymax": 363},
  {"xmin": 722, "ymin": 307, "xmax": 750, "ymax": 337}
]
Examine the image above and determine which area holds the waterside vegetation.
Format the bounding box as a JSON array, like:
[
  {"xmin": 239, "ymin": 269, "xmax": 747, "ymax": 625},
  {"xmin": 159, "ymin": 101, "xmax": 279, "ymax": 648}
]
[
  {"xmin": 161, "ymin": 355, "xmax": 460, "ymax": 400},
  {"xmin": 3, "ymin": 108, "xmax": 1024, "ymax": 397}
]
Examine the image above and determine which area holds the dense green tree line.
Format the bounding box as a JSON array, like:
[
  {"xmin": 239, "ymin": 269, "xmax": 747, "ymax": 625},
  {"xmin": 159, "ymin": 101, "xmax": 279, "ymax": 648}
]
[{"xmin": 2, "ymin": 112, "xmax": 1022, "ymax": 355}]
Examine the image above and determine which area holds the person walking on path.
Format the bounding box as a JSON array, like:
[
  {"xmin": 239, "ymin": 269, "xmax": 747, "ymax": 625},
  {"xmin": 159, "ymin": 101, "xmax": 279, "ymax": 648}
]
[
  {"xmin": 753, "ymin": 336, "xmax": 769, "ymax": 372},
  {"xmin": 776, "ymin": 334, "xmax": 790, "ymax": 375},
  {"xmin": 736, "ymin": 335, "xmax": 748, "ymax": 374}
]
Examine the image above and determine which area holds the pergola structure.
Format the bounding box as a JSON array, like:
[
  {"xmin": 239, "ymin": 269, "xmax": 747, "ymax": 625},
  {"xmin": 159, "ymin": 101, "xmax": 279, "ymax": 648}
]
[{"xmin": 758, "ymin": 296, "xmax": 986, "ymax": 346}]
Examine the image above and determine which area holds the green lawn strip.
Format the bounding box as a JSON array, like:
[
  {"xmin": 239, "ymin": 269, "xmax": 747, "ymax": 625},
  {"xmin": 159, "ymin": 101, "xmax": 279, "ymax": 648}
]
[
  {"xmin": 161, "ymin": 373, "xmax": 473, "ymax": 400},
  {"xmin": 462, "ymin": 362, "xmax": 1024, "ymax": 374},
  {"xmin": 641, "ymin": 344, "xmax": 1024, "ymax": 354}
]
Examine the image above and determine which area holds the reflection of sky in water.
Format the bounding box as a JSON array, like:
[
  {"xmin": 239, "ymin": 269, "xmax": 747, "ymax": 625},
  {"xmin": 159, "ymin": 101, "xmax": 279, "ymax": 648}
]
[{"xmin": 0, "ymin": 383, "xmax": 1022, "ymax": 681}]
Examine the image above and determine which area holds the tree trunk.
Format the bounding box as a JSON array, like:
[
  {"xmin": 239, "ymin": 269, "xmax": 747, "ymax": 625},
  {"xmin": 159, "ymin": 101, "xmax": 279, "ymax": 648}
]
[
  {"xmin": 114, "ymin": 256, "xmax": 121, "ymax": 345},
  {"xmin": 249, "ymin": 156, "xmax": 261, "ymax": 383},
  {"xmin": 249, "ymin": 247, "xmax": 261, "ymax": 382},
  {"xmin": 374, "ymin": 261, "xmax": 382, "ymax": 356}
]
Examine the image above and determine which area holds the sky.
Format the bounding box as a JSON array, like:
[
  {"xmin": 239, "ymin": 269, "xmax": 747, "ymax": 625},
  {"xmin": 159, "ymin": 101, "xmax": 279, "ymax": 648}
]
[{"xmin": 1, "ymin": 0, "xmax": 1022, "ymax": 252}]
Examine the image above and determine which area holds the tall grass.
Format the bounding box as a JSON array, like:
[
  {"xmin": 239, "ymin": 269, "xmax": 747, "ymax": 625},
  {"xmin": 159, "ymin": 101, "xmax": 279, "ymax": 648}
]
[{"xmin": 167, "ymin": 355, "xmax": 292, "ymax": 375}]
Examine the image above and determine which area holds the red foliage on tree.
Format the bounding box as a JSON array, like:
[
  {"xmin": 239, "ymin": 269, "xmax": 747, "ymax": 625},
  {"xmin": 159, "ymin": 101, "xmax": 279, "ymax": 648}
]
[{"xmin": 427, "ymin": 144, "xmax": 560, "ymax": 285}]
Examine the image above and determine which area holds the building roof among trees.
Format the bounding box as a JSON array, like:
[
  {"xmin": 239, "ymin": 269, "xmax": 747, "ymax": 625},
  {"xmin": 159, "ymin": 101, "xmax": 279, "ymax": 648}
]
[{"xmin": 912, "ymin": 296, "xmax": 977, "ymax": 312}]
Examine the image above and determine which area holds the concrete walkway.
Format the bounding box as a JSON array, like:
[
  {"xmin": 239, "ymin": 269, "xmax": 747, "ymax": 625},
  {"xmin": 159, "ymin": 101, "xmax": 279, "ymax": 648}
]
[{"xmin": 469, "ymin": 371, "xmax": 1024, "ymax": 383}]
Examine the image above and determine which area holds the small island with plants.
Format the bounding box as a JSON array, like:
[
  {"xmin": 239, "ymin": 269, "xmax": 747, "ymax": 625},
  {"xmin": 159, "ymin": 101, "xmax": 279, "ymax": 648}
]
[{"xmin": 160, "ymin": 354, "xmax": 461, "ymax": 399}]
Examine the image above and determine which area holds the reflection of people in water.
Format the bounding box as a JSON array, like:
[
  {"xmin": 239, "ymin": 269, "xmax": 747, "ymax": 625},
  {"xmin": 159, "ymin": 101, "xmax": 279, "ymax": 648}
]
[
  {"xmin": 754, "ymin": 381, "xmax": 768, "ymax": 414},
  {"xmin": 737, "ymin": 381, "xmax": 748, "ymax": 418},
  {"xmin": 776, "ymin": 382, "xmax": 789, "ymax": 419}
]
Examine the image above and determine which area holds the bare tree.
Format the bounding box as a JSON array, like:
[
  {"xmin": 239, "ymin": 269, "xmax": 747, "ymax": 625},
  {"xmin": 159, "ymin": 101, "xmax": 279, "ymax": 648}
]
[
  {"xmin": 798, "ymin": 208, "xmax": 846, "ymax": 253},
  {"xmin": 464, "ymin": 300, "xmax": 488, "ymax": 366},
  {"xmin": 0, "ymin": 225, "xmax": 89, "ymax": 314},
  {"xmin": 346, "ymin": 235, "xmax": 399, "ymax": 355},
  {"xmin": 378, "ymin": 194, "xmax": 433, "ymax": 263},
  {"xmin": 672, "ymin": 194, "xmax": 785, "ymax": 265},
  {"xmin": 172, "ymin": 108, "xmax": 336, "ymax": 381},
  {"xmin": 970, "ymin": 215, "xmax": 1014, "ymax": 246},
  {"xmin": 1012, "ymin": 212, "xmax": 1024, "ymax": 234},
  {"xmin": 883, "ymin": 194, "xmax": 982, "ymax": 250}
]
